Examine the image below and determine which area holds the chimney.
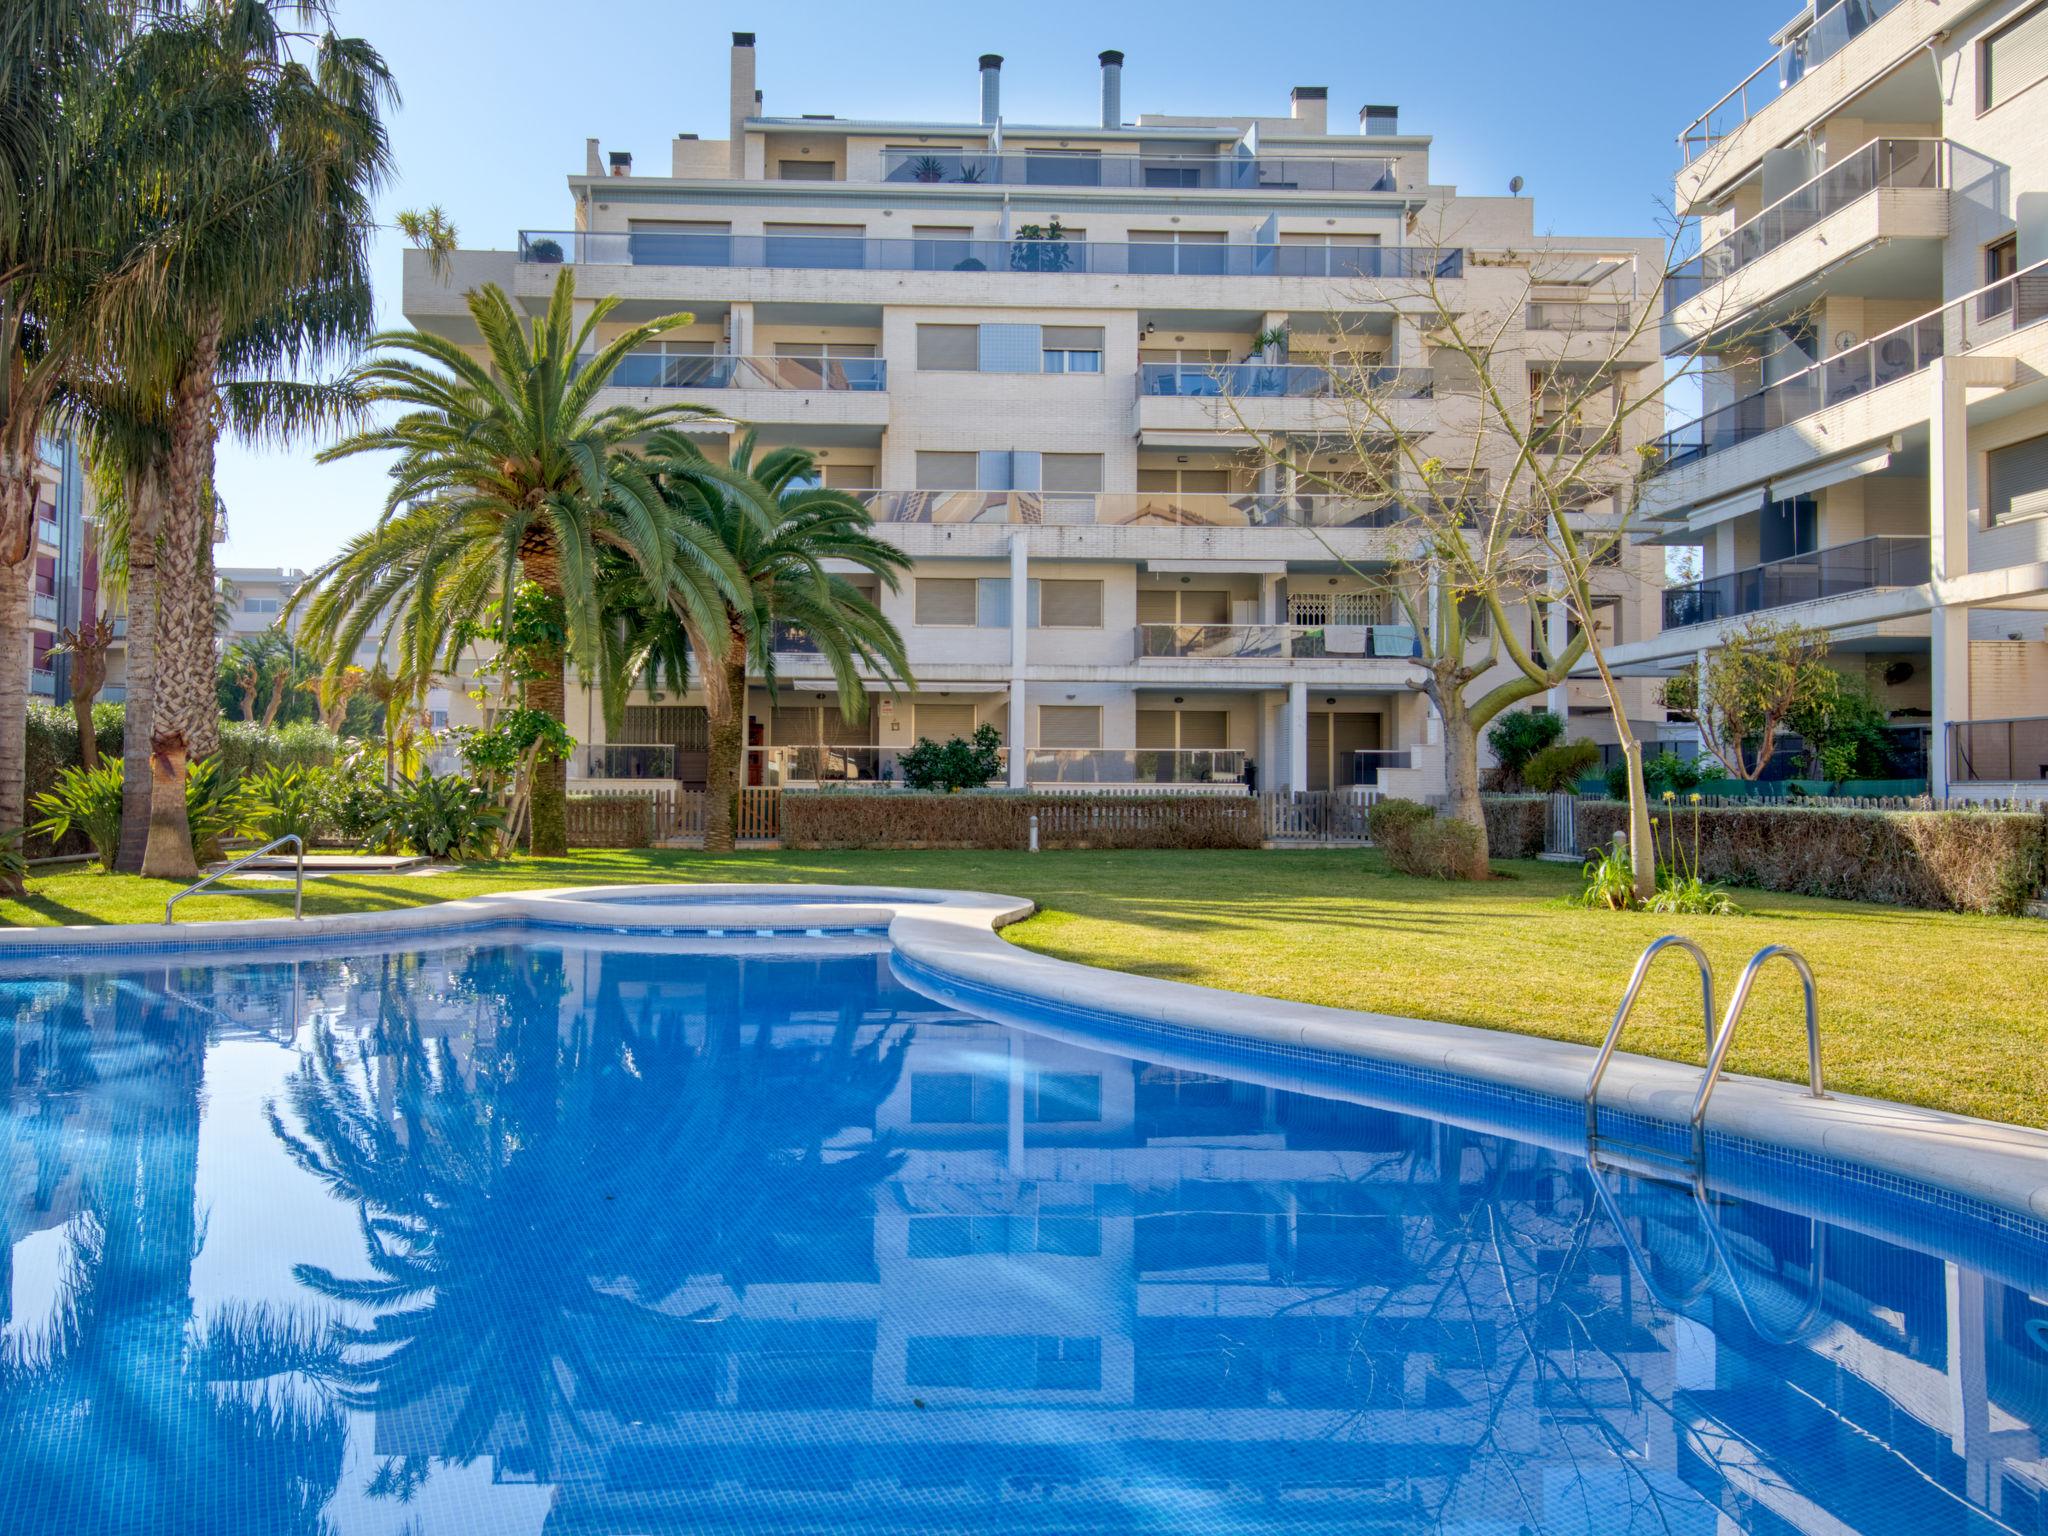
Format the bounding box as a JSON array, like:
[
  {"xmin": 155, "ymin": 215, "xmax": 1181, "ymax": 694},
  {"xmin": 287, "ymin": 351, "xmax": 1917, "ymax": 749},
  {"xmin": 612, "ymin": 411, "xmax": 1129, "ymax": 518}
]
[
  {"xmin": 584, "ymin": 137, "xmax": 603, "ymax": 176},
  {"xmin": 1359, "ymin": 103, "xmax": 1398, "ymax": 136},
  {"xmin": 608, "ymin": 151, "xmax": 632, "ymax": 177},
  {"xmin": 1290, "ymin": 85, "xmax": 1327, "ymax": 135},
  {"xmin": 1098, "ymin": 50, "xmax": 1123, "ymax": 129},
  {"xmin": 729, "ymin": 32, "xmax": 756, "ymax": 178},
  {"xmin": 979, "ymin": 54, "xmax": 1003, "ymax": 126}
]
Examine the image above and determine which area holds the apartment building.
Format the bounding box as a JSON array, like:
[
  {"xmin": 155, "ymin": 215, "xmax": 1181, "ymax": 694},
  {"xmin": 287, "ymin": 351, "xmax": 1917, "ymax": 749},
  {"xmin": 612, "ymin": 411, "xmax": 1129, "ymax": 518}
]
[
  {"xmin": 1607, "ymin": 0, "xmax": 2048, "ymax": 797},
  {"xmin": 24, "ymin": 430, "xmax": 97, "ymax": 706},
  {"xmin": 402, "ymin": 35, "xmax": 1664, "ymax": 797}
]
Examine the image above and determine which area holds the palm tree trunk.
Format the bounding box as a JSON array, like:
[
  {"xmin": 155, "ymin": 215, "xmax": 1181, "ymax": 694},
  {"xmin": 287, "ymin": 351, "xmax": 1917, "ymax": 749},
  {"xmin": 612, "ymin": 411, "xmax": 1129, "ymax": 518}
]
[
  {"xmin": 73, "ymin": 691, "xmax": 99, "ymax": 769},
  {"xmin": 0, "ymin": 471, "xmax": 30, "ymax": 897},
  {"xmin": 118, "ymin": 530, "xmax": 161, "ymax": 874},
  {"xmin": 142, "ymin": 317, "xmax": 224, "ymax": 882},
  {"xmin": 526, "ymin": 650, "xmax": 569, "ymax": 857},
  {"xmin": 701, "ymin": 638, "xmax": 749, "ymax": 856}
]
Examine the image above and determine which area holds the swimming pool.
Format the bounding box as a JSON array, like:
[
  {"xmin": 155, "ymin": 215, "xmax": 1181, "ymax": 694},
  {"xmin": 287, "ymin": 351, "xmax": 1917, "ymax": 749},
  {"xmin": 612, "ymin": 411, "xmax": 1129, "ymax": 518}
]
[{"xmin": 3, "ymin": 918, "xmax": 2047, "ymax": 1533}]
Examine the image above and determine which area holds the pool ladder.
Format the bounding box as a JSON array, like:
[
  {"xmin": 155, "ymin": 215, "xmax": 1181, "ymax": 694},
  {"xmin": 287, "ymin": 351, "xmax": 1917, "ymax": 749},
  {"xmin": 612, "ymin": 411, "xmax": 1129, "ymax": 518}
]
[
  {"xmin": 166, "ymin": 834, "xmax": 306, "ymax": 924},
  {"xmin": 1585, "ymin": 936, "xmax": 1827, "ymax": 1165}
]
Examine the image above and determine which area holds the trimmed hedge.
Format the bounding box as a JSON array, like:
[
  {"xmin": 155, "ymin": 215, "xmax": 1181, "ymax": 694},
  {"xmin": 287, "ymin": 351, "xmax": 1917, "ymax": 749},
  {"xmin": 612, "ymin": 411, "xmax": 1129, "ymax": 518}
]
[
  {"xmin": 1482, "ymin": 796, "xmax": 1548, "ymax": 860},
  {"xmin": 1576, "ymin": 800, "xmax": 2048, "ymax": 916},
  {"xmin": 782, "ymin": 792, "xmax": 1263, "ymax": 850},
  {"xmin": 567, "ymin": 794, "xmax": 655, "ymax": 848}
]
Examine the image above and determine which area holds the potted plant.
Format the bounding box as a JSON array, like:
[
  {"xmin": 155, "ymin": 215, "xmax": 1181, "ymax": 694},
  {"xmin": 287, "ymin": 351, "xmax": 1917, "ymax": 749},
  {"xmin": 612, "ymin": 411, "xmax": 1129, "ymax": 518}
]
[
  {"xmin": 1009, "ymin": 218, "xmax": 1073, "ymax": 274},
  {"xmin": 909, "ymin": 154, "xmax": 948, "ymax": 183},
  {"xmin": 527, "ymin": 237, "xmax": 564, "ymax": 264}
]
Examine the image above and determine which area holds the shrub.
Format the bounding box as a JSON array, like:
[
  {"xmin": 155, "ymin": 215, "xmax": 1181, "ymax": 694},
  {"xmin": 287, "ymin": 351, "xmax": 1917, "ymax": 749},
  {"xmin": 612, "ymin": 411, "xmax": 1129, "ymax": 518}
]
[
  {"xmin": 246, "ymin": 764, "xmax": 327, "ymax": 845},
  {"xmin": 386, "ymin": 771, "xmax": 502, "ymax": 860},
  {"xmin": 1364, "ymin": 796, "xmax": 1434, "ymax": 845},
  {"xmin": 781, "ymin": 792, "xmax": 1261, "ymax": 851},
  {"xmin": 1523, "ymin": 739, "xmax": 1601, "ymax": 795},
  {"xmin": 898, "ymin": 724, "xmax": 1004, "ymax": 792},
  {"xmin": 1486, "ymin": 709, "xmax": 1564, "ymax": 788},
  {"xmin": 1575, "ymin": 801, "xmax": 2048, "ymax": 915},
  {"xmin": 1481, "ymin": 796, "xmax": 1547, "ymax": 859},
  {"xmin": 186, "ymin": 757, "xmax": 256, "ymax": 859},
  {"xmin": 215, "ymin": 719, "xmax": 339, "ymax": 781},
  {"xmin": 1572, "ymin": 842, "xmax": 1636, "ymax": 910},
  {"xmin": 1367, "ymin": 797, "xmax": 1486, "ymax": 880},
  {"xmin": 30, "ymin": 761, "xmax": 125, "ymax": 871}
]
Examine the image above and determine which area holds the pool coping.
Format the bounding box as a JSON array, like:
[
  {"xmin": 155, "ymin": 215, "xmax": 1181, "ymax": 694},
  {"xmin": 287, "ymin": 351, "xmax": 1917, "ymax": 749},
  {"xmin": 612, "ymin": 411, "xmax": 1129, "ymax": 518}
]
[{"xmin": 7, "ymin": 881, "xmax": 2048, "ymax": 1228}]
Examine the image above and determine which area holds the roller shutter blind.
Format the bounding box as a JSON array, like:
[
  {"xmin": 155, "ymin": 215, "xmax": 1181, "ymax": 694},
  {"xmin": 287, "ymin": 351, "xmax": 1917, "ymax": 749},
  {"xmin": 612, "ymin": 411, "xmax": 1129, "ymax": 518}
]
[
  {"xmin": 1984, "ymin": 4, "xmax": 2048, "ymax": 110},
  {"xmin": 1177, "ymin": 710, "xmax": 1230, "ymax": 749},
  {"xmin": 1989, "ymin": 432, "xmax": 2048, "ymax": 523},
  {"xmin": 915, "ymin": 702, "xmax": 976, "ymax": 740},
  {"xmin": 916, "ymin": 325, "xmax": 979, "ymax": 371},
  {"xmin": 1041, "ymin": 453, "xmax": 1104, "ymax": 492},
  {"xmin": 915, "ymin": 578, "xmax": 979, "ymax": 626},
  {"xmin": 1038, "ymin": 706, "xmax": 1101, "ymax": 748},
  {"xmin": 1135, "ymin": 711, "xmax": 1177, "ymax": 748},
  {"xmin": 915, "ymin": 451, "xmax": 977, "ymax": 489},
  {"xmin": 1036, "ymin": 579, "xmax": 1104, "ymax": 627}
]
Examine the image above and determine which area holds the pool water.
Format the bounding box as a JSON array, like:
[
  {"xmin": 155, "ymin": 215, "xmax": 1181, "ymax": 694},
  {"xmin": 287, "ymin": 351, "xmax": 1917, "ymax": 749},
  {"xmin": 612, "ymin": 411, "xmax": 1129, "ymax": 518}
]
[{"xmin": 3, "ymin": 936, "xmax": 2046, "ymax": 1534}]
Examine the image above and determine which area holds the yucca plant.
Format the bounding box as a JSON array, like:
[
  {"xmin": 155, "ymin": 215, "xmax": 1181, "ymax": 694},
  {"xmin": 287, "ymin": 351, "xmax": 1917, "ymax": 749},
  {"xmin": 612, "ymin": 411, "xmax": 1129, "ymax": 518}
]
[
  {"xmin": 246, "ymin": 764, "xmax": 324, "ymax": 845},
  {"xmin": 30, "ymin": 761, "xmax": 126, "ymax": 871},
  {"xmin": 387, "ymin": 771, "xmax": 501, "ymax": 861},
  {"xmin": 184, "ymin": 757, "xmax": 254, "ymax": 862}
]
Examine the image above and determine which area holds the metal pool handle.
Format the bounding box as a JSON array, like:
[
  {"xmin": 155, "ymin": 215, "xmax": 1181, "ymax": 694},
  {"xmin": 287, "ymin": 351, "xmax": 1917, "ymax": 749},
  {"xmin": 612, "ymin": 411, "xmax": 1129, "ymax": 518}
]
[
  {"xmin": 1691, "ymin": 944, "xmax": 1825, "ymax": 1164},
  {"xmin": 166, "ymin": 834, "xmax": 305, "ymax": 924},
  {"xmin": 1586, "ymin": 935, "xmax": 1718, "ymax": 1141}
]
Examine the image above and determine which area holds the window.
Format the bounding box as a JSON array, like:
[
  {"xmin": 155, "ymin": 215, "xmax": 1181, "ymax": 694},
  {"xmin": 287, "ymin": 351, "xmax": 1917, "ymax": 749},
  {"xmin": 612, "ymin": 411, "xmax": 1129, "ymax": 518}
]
[
  {"xmin": 914, "ymin": 451, "xmax": 978, "ymax": 489},
  {"xmin": 777, "ymin": 159, "xmax": 834, "ymax": 180},
  {"xmin": 1457, "ymin": 594, "xmax": 1492, "ymax": 640},
  {"xmin": 626, "ymin": 219, "xmax": 730, "ymax": 265},
  {"xmin": 763, "ymin": 222, "xmax": 865, "ymax": 268},
  {"xmin": 1130, "ymin": 229, "xmax": 1227, "ymax": 276},
  {"xmin": 1989, "ymin": 432, "xmax": 2048, "ymax": 524},
  {"xmin": 1139, "ymin": 710, "xmax": 1228, "ymax": 749},
  {"xmin": 1041, "ymin": 453, "xmax": 1103, "ymax": 494},
  {"xmin": 1983, "ymin": 234, "xmax": 2020, "ymax": 319},
  {"xmin": 915, "ymin": 578, "xmax": 978, "ymax": 627},
  {"xmin": 905, "ymin": 1336, "xmax": 1102, "ymax": 1391},
  {"xmin": 1137, "ymin": 587, "xmax": 1231, "ymax": 624},
  {"xmin": 1027, "ymin": 1073, "xmax": 1102, "ymax": 1122},
  {"xmin": 1038, "ymin": 705, "xmax": 1101, "ymax": 749},
  {"xmin": 1042, "ymin": 325, "xmax": 1104, "ymax": 373},
  {"xmin": 914, "ymin": 702, "xmax": 976, "ymax": 740},
  {"xmin": 1035, "ymin": 579, "xmax": 1103, "ymax": 628},
  {"xmin": 915, "ymin": 325, "xmax": 978, "ymax": 372},
  {"xmin": 1982, "ymin": 3, "xmax": 2048, "ymax": 111},
  {"xmin": 909, "ymin": 1071, "xmax": 1007, "ymax": 1123}
]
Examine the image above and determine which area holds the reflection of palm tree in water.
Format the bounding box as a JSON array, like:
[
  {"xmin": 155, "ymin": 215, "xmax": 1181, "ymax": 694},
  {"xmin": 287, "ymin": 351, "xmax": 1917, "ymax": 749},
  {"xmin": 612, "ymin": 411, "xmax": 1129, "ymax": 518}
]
[
  {"xmin": 0, "ymin": 972, "xmax": 347, "ymax": 1535},
  {"xmin": 274, "ymin": 945, "xmax": 910, "ymax": 1482}
]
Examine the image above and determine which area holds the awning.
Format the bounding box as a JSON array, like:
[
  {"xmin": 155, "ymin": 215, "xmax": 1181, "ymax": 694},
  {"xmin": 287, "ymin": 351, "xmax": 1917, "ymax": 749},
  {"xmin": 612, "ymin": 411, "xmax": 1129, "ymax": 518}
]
[
  {"xmin": 1768, "ymin": 443, "xmax": 1895, "ymax": 501},
  {"xmin": 1144, "ymin": 558, "xmax": 1289, "ymax": 575},
  {"xmin": 1685, "ymin": 484, "xmax": 1768, "ymax": 533},
  {"xmin": 1137, "ymin": 428, "xmax": 1261, "ymax": 452}
]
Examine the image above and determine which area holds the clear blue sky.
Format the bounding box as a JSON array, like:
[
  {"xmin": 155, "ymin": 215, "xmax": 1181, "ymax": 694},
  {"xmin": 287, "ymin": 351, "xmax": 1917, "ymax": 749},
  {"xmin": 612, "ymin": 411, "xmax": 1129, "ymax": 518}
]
[{"xmin": 217, "ymin": 0, "xmax": 1795, "ymax": 571}]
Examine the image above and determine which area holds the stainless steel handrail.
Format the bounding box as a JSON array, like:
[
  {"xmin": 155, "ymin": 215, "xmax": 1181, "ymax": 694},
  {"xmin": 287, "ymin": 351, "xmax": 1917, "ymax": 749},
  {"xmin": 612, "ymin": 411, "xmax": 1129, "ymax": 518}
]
[
  {"xmin": 1691, "ymin": 944, "xmax": 1825, "ymax": 1162},
  {"xmin": 1586, "ymin": 935, "xmax": 1718, "ymax": 1140},
  {"xmin": 165, "ymin": 834, "xmax": 305, "ymax": 924}
]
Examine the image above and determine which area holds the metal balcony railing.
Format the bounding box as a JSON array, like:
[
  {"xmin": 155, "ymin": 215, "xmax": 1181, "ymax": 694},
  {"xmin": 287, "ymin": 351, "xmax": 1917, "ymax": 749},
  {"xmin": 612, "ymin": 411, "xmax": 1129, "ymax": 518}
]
[
  {"xmin": 853, "ymin": 490, "xmax": 1417, "ymax": 529},
  {"xmin": 1679, "ymin": 0, "xmax": 1909, "ymax": 161},
  {"xmin": 581, "ymin": 352, "xmax": 885, "ymax": 391},
  {"xmin": 519, "ymin": 230, "xmax": 1463, "ymax": 281},
  {"xmin": 1350, "ymin": 748, "xmax": 1416, "ymax": 786},
  {"xmin": 1949, "ymin": 718, "xmax": 2048, "ymax": 784},
  {"xmin": 1666, "ymin": 138, "xmax": 1945, "ymax": 311},
  {"xmin": 1139, "ymin": 362, "xmax": 1432, "ymax": 399},
  {"xmin": 1652, "ymin": 262, "xmax": 2048, "ymax": 474},
  {"xmin": 1025, "ymin": 748, "xmax": 1247, "ymax": 786},
  {"xmin": 878, "ymin": 150, "xmax": 1400, "ymax": 193},
  {"xmin": 1660, "ymin": 536, "xmax": 1929, "ymax": 629},
  {"xmin": 1136, "ymin": 623, "xmax": 1422, "ymax": 660}
]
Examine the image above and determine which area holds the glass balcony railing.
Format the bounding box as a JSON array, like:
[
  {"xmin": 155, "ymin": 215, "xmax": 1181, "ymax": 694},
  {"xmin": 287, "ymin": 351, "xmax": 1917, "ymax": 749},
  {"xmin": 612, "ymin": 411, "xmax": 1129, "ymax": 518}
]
[
  {"xmin": 580, "ymin": 353, "xmax": 885, "ymax": 390},
  {"xmin": 1139, "ymin": 362, "xmax": 1432, "ymax": 399},
  {"xmin": 1660, "ymin": 536, "xmax": 1929, "ymax": 629},
  {"xmin": 1350, "ymin": 748, "xmax": 1415, "ymax": 786},
  {"xmin": 1524, "ymin": 302, "xmax": 1633, "ymax": 332},
  {"xmin": 752, "ymin": 744, "xmax": 910, "ymax": 786},
  {"xmin": 1679, "ymin": 0, "xmax": 1909, "ymax": 161},
  {"xmin": 1949, "ymin": 717, "xmax": 2048, "ymax": 784},
  {"xmin": 570, "ymin": 743, "xmax": 676, "ymax": 780},
  {"xmin": 520, "ymin": 230, "xmax": 1462, "ymax": 281},
  {"xmin": 1024, "ymin": 748, "xmax": 1247, "ymax": 786},
  {"xmin": 32, "ymin": 592, "xmax": 59, "ymax": 621},
  {"xmin": 855, "ymin": 490, "xmax": 1417, "ymax": 529},
  {"xmin": 877, "ymin": 150, "xmax": 1400, "ymax": 193},
  {"xmin": 1136, "ymin": 623, "xmax": 1422, "ymax": 660},
  {"xmin": 1666, "ymin": 139, "xmax": 1945, "ymax": 311},
  {"xmin": 1652, "ymin": 262, "xmax": 2048, "ymax": 474}
]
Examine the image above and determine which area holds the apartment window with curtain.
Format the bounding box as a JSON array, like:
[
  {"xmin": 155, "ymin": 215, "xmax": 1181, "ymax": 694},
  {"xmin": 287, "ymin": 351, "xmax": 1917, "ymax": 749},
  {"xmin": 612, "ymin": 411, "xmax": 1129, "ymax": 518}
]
[
  {"xmin": 1130, "ymin": 230, "xmax": 1228, "ymax": 276},
  {"xmin": 916, "ymin": 323, "xmax": 1104, "ymax": 374},
  {"xmin": 1982, "ymin": 2, "xmax": 2048, "ymax": 111},
  {"xmin": 912, "ymin": 224, "xmax": 978, "ymax": 271},
  {"xmin": 1041, "ymin": 326, "xmax": 1104, "ymax": 373},
  {"xmin": 1983, "ymin": 234, "xmax": 2020, "ymax": 319},
  {"xmin": 1038, "ymin": 705, "xmax": 1101, "ymax": 749},
  {"xmin": 776, "ymin": 159, "xmax": 835, "ymax": 180},
  {"xmin": 1989, "ymin": 432, "xmax": 2048, "ymax": 524}
]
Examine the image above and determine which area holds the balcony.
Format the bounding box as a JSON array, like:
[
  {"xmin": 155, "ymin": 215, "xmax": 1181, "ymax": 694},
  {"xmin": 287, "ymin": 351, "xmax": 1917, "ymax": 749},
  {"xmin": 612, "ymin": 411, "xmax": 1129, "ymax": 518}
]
[
  {"xmin": 1679, "ymin": 0, "xmax": 1910, "ymax": 163},
  {"xmin": 877, "ymin": 150, "xmax": 1400, "ymax": 193},
  {"xmin": 1350, "ymin": 748, "xmax": 1416, "ymax": 786},
  {"xmin": 36, "ymin": 516, "xmax": 60, "ymax": 549},
  {"xmin": 570, "ymin": 743, "xmax": 676, "ymax": 780},
  {"xmin": 1525, "ymin": 302, "xmax": 1633, "ymax": 332},
  {"xmin": 855, "ymin": 490, "xmax": 1416, "ymax": 529},
  {"xmin": 519, "ymin": 230, "xmax": 1462, "ymax": 282},
  {"xmin": 1136, "ymin": 623, "xmax": 1422, "ymax": 661},
  {"xmin": 1949, "ymin": 718, "xmax": 2048, "ymax": 785},
  {"xmin": 1666, "ymin": 138, "xmax": 1946, "ymax": 319},
  {"xmin": 1024, "ymin": 748, "xmax": 1246, "ymax": 787},
  {"xmin": 1138, "ymin": 362, "xmax": 1432, "ymax": 399},
  {"xmin": 582, "ymin": 352, "xmax": 885, "ymax": 391},
  {"xmin": 1652, "ymin": 263, "xmax": 2048, "ymax": 476},
  {"xmin": 30, "ymin": 668, "xmax": 55, "ymax": 696},
  {"xmin": 1660, "ymin": 536, "xmax": 1928, "ymax": 629},
  {"xmin": 32, "ymin": 592, "xmax": 58, "ymax": 622}
]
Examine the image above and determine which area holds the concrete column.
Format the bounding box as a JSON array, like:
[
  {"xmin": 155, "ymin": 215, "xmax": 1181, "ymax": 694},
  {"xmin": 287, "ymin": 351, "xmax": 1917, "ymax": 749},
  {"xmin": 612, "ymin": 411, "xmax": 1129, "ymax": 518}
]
[
  {"xmin": 1260, "ymin": 573, "xmax": 1282, "ymax": 625},
  {"xmin": 726, "ymin": 300, "xmax": 754, "ymax": 358},
  {"xmin": 1286, "ymin": 681, "xmax": 1309, "ymax": 792},
  {"xmin": 1545, "ymin": 576, "xmax": 1571, "ymax": 722},
  {"xmin": 1928, "ymin": 359, "xmax": 1972, "ymax": 799},
  {"xmin": 1007, "ymin": 534, "xmax": 1029, "ymax": 788}
]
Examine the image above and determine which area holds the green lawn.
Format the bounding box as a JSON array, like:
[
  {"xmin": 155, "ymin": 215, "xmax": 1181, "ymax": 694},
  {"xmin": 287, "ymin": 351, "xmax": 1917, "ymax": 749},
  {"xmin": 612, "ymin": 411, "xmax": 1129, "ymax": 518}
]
[{"xmin": 6, "ymin": 849, "xmax": 2045, "ymax": 1127}]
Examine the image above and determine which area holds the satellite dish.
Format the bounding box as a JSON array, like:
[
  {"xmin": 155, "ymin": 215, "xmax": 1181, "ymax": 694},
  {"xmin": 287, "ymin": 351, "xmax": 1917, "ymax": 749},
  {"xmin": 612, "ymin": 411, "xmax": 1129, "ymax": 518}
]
[{"xmin": 1508, "ymin": 175, "xmax": 1525, "ymax": 196}]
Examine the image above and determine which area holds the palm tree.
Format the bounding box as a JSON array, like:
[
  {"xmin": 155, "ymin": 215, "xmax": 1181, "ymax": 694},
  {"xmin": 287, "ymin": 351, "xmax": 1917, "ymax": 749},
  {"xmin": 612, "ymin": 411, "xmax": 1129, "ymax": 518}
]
[
  {"xmin": 49, "ymin": 615, "xmax": 116, "ymax": 766},
  {"xmin": 299, "ymin": 270, "xmax": 721, "ymax": 855},
  {"xmin": 638, "ymin": 433, "xmax": 913, "ymax": 852}
]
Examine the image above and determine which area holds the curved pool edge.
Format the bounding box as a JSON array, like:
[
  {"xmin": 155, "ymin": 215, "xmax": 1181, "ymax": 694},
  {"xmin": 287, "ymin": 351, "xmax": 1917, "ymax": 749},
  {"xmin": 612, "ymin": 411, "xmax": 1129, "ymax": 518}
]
[{"xmin": 7, "ymin": 881, "xmax": 2048, "ymax": 1234}]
